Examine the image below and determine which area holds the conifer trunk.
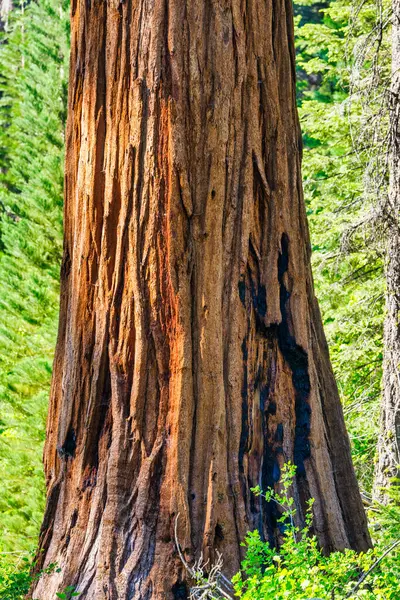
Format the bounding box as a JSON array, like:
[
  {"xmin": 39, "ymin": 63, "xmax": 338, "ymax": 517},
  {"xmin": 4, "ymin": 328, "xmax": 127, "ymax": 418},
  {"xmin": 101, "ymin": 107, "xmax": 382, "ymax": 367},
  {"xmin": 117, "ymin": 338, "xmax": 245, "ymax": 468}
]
[
  {"xmin": 375, "ymin": 1, "xmax": 400, "ymax": 495},
  {"xmin": 32, "ymin": 0, "xmax": 371, "ymax": 598},
  {"xmin": 0, "ymin": 0, "xmax": 12, "ymax": 31}
]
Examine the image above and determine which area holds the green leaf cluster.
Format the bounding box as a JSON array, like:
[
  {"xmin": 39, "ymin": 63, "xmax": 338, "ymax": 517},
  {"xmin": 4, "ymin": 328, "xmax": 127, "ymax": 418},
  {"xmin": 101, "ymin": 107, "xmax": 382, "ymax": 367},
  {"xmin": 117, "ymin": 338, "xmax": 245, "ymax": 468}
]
[
  {"xmin": 234, "ymin": 464, "xmax": 400, "ymax": 600},
  {"xmin": 0, "ymin": 555, "xmax": 73, "ymax": 600},
  {"xmin": 0, "ymin": 553, "xmax": 32, "ymax": 600}
]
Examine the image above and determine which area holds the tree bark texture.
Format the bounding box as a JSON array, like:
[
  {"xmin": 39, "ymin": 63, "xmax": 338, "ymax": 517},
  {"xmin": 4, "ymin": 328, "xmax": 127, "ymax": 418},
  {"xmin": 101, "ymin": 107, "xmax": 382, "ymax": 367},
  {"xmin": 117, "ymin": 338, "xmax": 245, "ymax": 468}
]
[
  {"xmin": 375, "ymin": 1, "xmax": 400, "ymax": 496},
  {"xmin": 0, "ymin": 0, "xmax": 12, "ymax": 32},
  {"xmin": 32, "ymin": 0, "xmax": 371, "ymax": 598}
]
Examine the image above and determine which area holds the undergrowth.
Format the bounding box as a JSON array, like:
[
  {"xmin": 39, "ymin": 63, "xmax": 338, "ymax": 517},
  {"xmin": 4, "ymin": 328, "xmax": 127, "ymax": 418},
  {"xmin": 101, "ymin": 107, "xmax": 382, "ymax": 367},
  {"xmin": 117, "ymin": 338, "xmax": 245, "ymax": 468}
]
[
  {"xmin": 0, "ymin": 554, "xmax": 78, "ymax": 600},
  {"xmin": 233, "ymin": 463, "xmax": 400, "ymax": 600}
]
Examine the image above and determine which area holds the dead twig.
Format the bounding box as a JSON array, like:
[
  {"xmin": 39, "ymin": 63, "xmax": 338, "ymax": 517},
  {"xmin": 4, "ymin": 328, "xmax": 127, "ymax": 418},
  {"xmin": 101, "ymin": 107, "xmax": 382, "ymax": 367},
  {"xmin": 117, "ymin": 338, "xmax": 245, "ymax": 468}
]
[{"xmin": 174, "ymin": 514, "xmax": 235, "ymax": 600}]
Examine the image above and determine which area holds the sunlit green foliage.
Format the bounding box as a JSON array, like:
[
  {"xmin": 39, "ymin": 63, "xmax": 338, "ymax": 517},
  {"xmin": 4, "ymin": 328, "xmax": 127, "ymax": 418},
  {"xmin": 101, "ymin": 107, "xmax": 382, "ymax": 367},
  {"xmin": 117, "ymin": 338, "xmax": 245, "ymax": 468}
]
[
  {"xmin": 0, "ymin": 0, "xmax": 69, "ymax": 558},
  {"xmin": 234, "ymin": 464, "xmax": 400, "ymax": 600},
  {"xmin": 0, "ymin": 555, "xmax": 70, "ymax": 600},
  {"xmin": 296, "ymin": 0, "xmax": 390, "ymax": 489},
  {"xmin": 0, "ymin": 553, "xmax": 32, "ymax": 600}
]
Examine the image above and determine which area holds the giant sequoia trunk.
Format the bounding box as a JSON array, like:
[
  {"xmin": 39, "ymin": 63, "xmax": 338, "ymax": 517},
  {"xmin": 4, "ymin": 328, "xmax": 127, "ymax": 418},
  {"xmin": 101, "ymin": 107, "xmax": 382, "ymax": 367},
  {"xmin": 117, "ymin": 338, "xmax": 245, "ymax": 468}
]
[
  {"xmin": 375, "ymin": 1, "xmax": 400, "ymax": 495},
  {"xmin": 32, "ymin": 0, "xmax": 371, "ymax": 598}
]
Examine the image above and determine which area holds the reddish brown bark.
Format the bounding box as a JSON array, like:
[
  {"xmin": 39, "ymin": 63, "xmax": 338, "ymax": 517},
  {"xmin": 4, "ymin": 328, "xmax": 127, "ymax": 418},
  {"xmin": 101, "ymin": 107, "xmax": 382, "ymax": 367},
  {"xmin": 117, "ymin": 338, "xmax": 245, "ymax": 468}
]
[{"xmin": 32, "ymin": 0, "xmax": 371, "ymax": 598}]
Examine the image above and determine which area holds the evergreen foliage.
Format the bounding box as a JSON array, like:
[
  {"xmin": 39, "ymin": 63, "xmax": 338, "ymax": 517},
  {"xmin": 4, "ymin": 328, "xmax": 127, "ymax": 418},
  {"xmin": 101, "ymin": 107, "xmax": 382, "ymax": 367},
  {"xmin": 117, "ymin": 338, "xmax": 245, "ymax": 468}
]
[
  {"xmin": 296, "ymin": 0, "xmax": 389, "ymax": 490},
  {"xmin": 0, "ymin": 0, "xmax": 69, "ymax": 559}
]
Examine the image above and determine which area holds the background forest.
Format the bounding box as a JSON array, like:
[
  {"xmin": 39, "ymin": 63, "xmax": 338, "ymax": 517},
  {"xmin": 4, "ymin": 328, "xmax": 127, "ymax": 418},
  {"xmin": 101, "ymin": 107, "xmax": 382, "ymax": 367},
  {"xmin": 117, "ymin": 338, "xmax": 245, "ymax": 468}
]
[{"xmin": 0, "ymin": 0, "xmax": 399, "ymax": 598}]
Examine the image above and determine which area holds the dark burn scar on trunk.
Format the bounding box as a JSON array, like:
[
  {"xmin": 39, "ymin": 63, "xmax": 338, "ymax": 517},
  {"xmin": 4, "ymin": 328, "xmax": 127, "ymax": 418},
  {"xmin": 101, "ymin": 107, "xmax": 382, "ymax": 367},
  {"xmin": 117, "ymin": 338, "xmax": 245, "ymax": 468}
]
[
  {"xmin": 238, "ymin": 335, "xmax": 249, "ymax": 477},
  {"xmin": 250, "ymin": 279, "xmax": 267, "ymax": 318},
  {"xmin": 238, "ymin": 233, "xmax": 312, "ymax": 544},
  {"xmin": 275, "ymin": 423, "xmax": 284, "ymax": 442},
  {"xmin": 277, "ymin": 234, "xmax": 311, "ymax": 477},
  {"xmin": 57, "ymin": 427, "xmax": 77, "ymax": 460},
  {"xmin": 238, "ymin": 277, "xmax": 246, "ymax": 305},
  {"xmin": 172, "ymin": 581, "xmax": 189, "ymax": 599}
]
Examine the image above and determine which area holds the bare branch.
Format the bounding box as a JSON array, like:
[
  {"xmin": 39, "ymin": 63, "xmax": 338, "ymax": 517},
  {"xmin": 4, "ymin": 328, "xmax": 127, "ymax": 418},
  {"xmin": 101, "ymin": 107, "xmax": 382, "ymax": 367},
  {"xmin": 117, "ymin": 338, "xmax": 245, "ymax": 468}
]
[{"xmin": 174, "ymin": 515, "xmax": 235, "ymax": 600}]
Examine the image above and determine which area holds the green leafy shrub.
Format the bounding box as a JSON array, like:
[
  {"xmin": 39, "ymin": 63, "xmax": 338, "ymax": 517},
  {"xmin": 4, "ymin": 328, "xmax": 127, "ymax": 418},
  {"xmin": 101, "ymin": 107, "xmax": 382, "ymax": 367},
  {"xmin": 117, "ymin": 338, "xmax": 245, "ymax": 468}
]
[
  {"xmin": 0, "ymin": 556, "xmax": 79, "ymax": 600},
  {"xmin": 0, "ymin": 553, "xmax": 32, "ymax": 600},
  {"xmin": 233, "ymin": 463, "xmax": 400, "ymax": 600}
]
